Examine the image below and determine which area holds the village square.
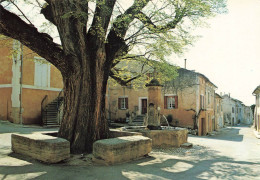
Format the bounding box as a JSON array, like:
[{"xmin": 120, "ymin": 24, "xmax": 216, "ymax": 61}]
[{"xmin": 0, "ymin": 0, "xmax": 260, "ymax": 179}]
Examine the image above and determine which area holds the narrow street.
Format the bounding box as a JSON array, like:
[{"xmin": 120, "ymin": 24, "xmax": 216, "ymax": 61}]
[{"xmin": 0, "ymin": 121, "xmax": 260, "ymax": 180}]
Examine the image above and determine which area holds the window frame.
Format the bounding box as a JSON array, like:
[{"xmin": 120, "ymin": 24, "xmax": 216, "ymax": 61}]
[
  {"xmin": 164, "ymin": 95, "xmax": 178, "ymax": 109},
  {"xmin": 34, "ymin": 57, "xmax": 50, "ymax": 88},
  {"xmin": 118, "ymin": 97, "xmax": 128, "ymax": 110}
]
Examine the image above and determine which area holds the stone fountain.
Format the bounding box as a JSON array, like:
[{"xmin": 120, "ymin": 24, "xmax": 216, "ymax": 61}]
[{"xmin": 123, "ymin": 79, "xmax": 188, "ymax": 148}]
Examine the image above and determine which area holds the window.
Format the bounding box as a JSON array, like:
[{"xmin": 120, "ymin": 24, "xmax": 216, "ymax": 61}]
[
  {"xmin": 118, "ymin": 97, "xmax": 128, "ymax": 109},
  {"xmin": 232, "ymin": 107, "xmax": 234, "ymax": 113},
  {"xmin": 200, "ymin": 95, "xmax": 205, "ymax": 109},
  {"xmin": 34, "ymin": 58, "xmax": 50, "ymax": 87},
  {"xmin": 208, "ymin": 92, "xmax": 210, "ymax": 105},
  {"xmin": 164, "ymin": 96, "xmax": 178, "ymax": 109},
  {"xmin": 217, "ymin": 105, "xmax": 219, "ymax": 113}
]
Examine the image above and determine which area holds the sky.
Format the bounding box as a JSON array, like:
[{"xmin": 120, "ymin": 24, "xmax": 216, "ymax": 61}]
[{"xmin": 171, "ymin": 0, "xmax": 260, "ymax": 106}]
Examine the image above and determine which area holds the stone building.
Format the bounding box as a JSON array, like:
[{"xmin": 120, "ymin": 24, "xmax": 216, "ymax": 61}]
[
  {"xmin": 242, "ymin": 106, "xmax": 253, "ymax": 125},
  {"xmin": 222, "ymin": 94, "xmax": 237, "ymax": 126},
  {"xmin": 215, "ymin": 93, "xmax": 224, "ymax": 129},
  {"xmin": 106, "ymin": 68, "xmax": 218, "ymax": 136},
  {"xmin": 221, "ymin": 93, "xmax": 252, "ymax": 126},
  {"xmin": 0, "ymin": 37, "xmax": 63, "ymax": 125}
]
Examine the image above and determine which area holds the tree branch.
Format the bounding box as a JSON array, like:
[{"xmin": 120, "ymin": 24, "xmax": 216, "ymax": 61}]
[
  {"xmin": 109, "ymin": 70, "xmax": 141, "ymax": 86},
  {"xmin": 135, "ymin": 8, "xmax": 186, "ymax": 33},
  {"xmin": 87, "ymin": 0, "xmax": 116, "ymax": 41},
  {"xmin": 10, "ymin": 0, "xmax": 33, "ymax": 25},
  {"xmin": 105, "ymin": 0, "xmax": 150, "ymax": 63},
  {"xmin": 41, "ymin": 3, "xmax": 56, "ymax": 25},
  {"xmin": 0, "ymin": 5, "xmax": 67, "ymax": 73}
]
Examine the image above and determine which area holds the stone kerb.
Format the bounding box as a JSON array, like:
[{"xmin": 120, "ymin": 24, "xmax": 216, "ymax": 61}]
[
  {"xmin": 11, "ymin": 133, "xmax": 70, "ymax": 163},
  {"xmin": 93, "ymin": 135, "xmax": 152, "ymax": 165}
]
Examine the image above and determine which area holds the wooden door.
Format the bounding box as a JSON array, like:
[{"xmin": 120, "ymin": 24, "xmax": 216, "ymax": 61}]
[{"xmin": 141, "ymin": 99, "xmax": 147, "ymax": 114}]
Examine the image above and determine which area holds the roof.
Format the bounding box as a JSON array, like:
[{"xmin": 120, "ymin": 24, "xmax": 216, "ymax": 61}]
[
  {"xmin": 215, "ymin": 93, "xmax": 223, "ymax": 99},
  {"xmin": 178, "ymin": 68, "xmax": 218, "ymax": 89},
  {"xmin": 253, "ymin": 85, "xmax": 260, "ymax": 95}
]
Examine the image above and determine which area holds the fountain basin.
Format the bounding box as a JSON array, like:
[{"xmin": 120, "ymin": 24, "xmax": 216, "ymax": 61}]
[{"xmin": 122, "ymin": 127, "xmax": 188, "ymax": 147}]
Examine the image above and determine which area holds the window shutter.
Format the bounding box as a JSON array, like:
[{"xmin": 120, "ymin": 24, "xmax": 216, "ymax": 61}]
[
  {"xmin": 200, "ymin": 95, "xmax": 202, "ymax": 109},
  {"xmin": 125, "ymin": 98, "xmax": 128, "ymax": 109},
  {"xmin": 164, "ymin": 96, "xmax": 167, "ymax": 109},
  {"xmin": 175, "ymin": 96, "xmax": 178, "ymax": 109},
  {"xmin": 118, "ymin": 98, "xmax": 121, "ymax": 109}
]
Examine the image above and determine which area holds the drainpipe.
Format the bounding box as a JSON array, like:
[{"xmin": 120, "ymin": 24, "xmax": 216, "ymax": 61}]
[{"xmin": 19, "ymin": 43, "xmax": 23, "ymax": 125}]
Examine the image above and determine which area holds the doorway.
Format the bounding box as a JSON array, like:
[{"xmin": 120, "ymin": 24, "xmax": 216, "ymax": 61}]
[{"xmin": 141, "ymin": 99, "xmax": 147, "ymax": 114}]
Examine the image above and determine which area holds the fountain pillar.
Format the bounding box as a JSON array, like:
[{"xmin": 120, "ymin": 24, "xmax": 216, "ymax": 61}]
[{"xmin": 145, "ymin": 79, "xmax": 163, "ymax": 130}]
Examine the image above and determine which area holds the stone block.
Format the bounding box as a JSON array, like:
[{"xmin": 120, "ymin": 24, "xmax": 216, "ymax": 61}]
[
  {"xmin": 180, "ymin": 142, "xmax": 193, "ymax": 148},
  {"xmin": 140, "ymin": 129, "xmax": 188, "ymax": 147},
  {"xmin": 11, "ymin": 133, "xmax": 70, "ymax": 163},
  {"xmin": 109, "ymin": 129, "xmax": 142, "ymax": 138},
  {"xmin": 93, "ymin": 135, "xmax": 152, "ymax": 165}
]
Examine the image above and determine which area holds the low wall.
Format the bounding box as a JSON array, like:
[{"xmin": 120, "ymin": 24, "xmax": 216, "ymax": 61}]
[
  {"xmin": 140, "ymin": 129, "xmax": 188, "ymax": 147},
  {"xmin": 93, "ymin": 135, "xmax": 152, "ymax": 165},
  {"xmin": 11, "ymin": 133, "xmax": 70, "ymax": 163}
]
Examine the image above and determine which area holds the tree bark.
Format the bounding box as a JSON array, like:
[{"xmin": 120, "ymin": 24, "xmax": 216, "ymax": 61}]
[{"xmin": 58, "ymin": 53, "xmax": 110, "ymax": 154}]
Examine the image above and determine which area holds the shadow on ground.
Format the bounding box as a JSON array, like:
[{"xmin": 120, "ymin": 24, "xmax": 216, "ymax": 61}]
[{"xmin": 0, "ymin": 144, "xmax": 259, "ymax": 180}]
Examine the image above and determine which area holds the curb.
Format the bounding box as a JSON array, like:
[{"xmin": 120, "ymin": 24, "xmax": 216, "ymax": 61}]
[{"xmin": 254, "ymin": 130, "xmax": 260, "ymax": 139}]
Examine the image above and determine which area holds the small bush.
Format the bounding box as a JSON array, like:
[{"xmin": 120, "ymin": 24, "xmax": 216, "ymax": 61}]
[{"xmin": 166, "ymin": 114, "xmax": 173, "ymax": 123}]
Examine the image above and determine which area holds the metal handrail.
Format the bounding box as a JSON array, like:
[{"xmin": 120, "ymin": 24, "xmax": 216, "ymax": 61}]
[{"xmin": 41, "ymin": 95, "xmax": 48, "ymax": 126}]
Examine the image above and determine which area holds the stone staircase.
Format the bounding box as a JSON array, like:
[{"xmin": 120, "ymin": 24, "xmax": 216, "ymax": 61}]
[
  {"xmin": 42, "ymin": 97, "xmax": 63, "ymax": 127},
  {"xmin": 131, "ymin": 115, "xmax": 145, "ymax": 126}
]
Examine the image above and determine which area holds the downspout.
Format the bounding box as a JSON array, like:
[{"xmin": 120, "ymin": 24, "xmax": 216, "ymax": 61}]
[{"xmin": 19, "ymin": 43, "xmax": 23, "ymax": 125}]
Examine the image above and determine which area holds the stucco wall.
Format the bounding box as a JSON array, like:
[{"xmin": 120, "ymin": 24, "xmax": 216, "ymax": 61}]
[
  {"xmin": 21, "ymin": 89, "xmax": 60, "ymax": 124},
  {"xmin": 0, "ymin": 88, "xmax": 12, "ymax": 121},
  {"xmin": 0, "ymin": 38, "xmax": 12, "ymax": 84},
  {"xmin": 0, "ymin": 37, "xmax": 64, "ymax": 124},
  {"xmin": 107, "ymin": 86, "xmax": 148, "ymax": 120}
]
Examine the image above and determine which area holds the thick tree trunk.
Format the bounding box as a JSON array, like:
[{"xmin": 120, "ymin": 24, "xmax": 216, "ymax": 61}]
[{"xmin": 58, "ymin": 54, "xmax": 110, "ymax": 154}]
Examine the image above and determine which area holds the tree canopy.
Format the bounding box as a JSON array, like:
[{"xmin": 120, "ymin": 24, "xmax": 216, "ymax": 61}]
[{"xmin": 0, "ymin": 0, "xmax": 227, "ymax": 153}]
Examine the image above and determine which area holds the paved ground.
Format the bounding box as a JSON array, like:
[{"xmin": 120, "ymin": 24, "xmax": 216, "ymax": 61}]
[{"xmin": 1, "ymin": 120, "xmax": 260, "ymax": 180}]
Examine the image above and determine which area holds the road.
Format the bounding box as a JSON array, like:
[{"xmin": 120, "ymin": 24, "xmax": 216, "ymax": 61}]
[{"xmin": 0, "ymin": 120, "xmax": 260, "ymax": 180}]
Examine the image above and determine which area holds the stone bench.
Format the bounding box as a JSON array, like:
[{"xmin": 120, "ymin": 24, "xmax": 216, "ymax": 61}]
[
  {"xmin": 93, "ymin": 135, "xmax": 152, "ymax": 165},
  {"xmin": 11, "ymin": 133, "xmax": 70, "ymax": 163}
]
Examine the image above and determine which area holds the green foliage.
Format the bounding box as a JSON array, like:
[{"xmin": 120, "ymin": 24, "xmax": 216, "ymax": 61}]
[{"xmin": 1, "ymin": 0, "xmax": 227, "ymax": 86}]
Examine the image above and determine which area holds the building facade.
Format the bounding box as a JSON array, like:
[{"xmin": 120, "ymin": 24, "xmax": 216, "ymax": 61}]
[
  {"xmin": 215, "ymin": 93, "xmax": 224, "ymax": 129},
  {"xmin": 0, "ymin": 37, "xmax": 63, "ymax": 125},
  {"xmin": 253, "ymin": 86, "xmax": 260, "ymax": 133},
  {"xmin": 222, "ymin": 94, "xmax": 237, "ymax": 126},
  {"xmin": 107, "ymin": 68, "xmax": 217, "ymax": 136}
]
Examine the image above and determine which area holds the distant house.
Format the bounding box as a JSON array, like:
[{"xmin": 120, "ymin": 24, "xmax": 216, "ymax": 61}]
[
  {"xmin": 215, "ymin": 93, "xmax": 224, "ymax": 129},
  {"xmin": 242, "ymin": 106, "xmax": 253, "ymax": 125},
  {"xmin": 0, "ymin": 37, "xmax": 63, "ymax": 125},
  {"xmin": 222, "ymin": 94, "xmax": 237, "ymax": 126},
  {"xmin": 106, "ymin": 68, "xmax": 218, "ymax": 136},
  {"xmin": 235, "ymin": 99, "xmax": 244, "ymax": 124},
  {"xmin": 221, "ymin": 93, "xmax": 252, "ymax": 126},
  {"xmin": 253, "ymin": 86, "xmax": 260, "ymax": 133}
]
